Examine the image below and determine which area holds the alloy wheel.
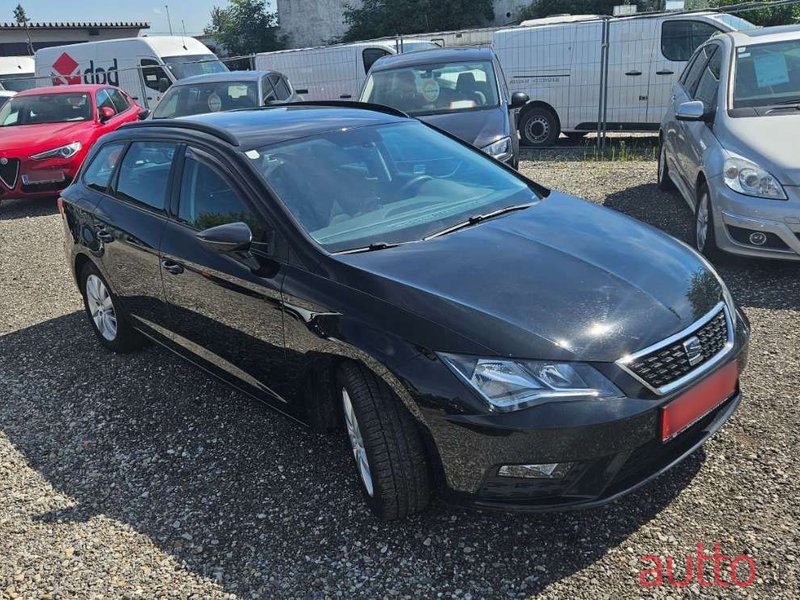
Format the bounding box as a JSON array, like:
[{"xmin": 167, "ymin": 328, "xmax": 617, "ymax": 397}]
[
  {"xmin": 696, "ymin": 192, "xmax": 710, "ymax": 252},
  {"xmin": 342, "ymin": 388, "xmax": 374, "ymax": 497},
  {"xmin": 85, "ymin": 274, "xmax": 117, "ymax": 341},
  {"xmin": 658, "ymin": 146, "xmax": 666, "ymax": 182}
]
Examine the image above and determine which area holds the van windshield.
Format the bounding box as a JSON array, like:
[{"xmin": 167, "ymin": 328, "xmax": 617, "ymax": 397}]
[
  {"xmin": 733, "ymin": 39, "xmax": 800, "ymax": 108},
  {"xmin": 0, "ymin": 93, "xmax": 92, "ymax": 127},
  {"xmin": 0, "ymin": 76, "xmax": 37, "ymax": 92},
  {"xmin": 246, "ymin": 121, "xmax": 535, "ymax": 253},
  {"xmin": 163, "ymin": 55, "xmax": 229, "ymax": 80},
  {"xmin": 361, "ymin": 61, "xmax": 500, "ymax": 116}
]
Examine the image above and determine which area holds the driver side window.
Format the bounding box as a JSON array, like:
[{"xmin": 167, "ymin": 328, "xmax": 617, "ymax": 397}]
[
  {"xmin": 178, "ymin": 153, "xmax": 266, "ymax": 240},
  {"xmin": 114, "ymin": 141, "xmax": 177, "ymax": 211}
]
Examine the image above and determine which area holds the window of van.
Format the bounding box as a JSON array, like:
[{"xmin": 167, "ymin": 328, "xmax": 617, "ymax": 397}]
[
  {"xmin": 363, "ymin": 48, "xmax": 391, "ymax": 74},
  {"xmin": 141, "ymin": 59, "xmax": 171, "ymax": 92},
  {"xmin": 661, "ymin": 20, "xmax": 721, "ymax": 62}
]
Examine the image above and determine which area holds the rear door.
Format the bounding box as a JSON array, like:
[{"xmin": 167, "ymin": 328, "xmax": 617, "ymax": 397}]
[
  {"xmin": 158, "ymin": 146, "xmax": 290, "ymax": 404},
  {"xmin": 91, "ymin": 139, "xmax": 179, "ymax": 340}
]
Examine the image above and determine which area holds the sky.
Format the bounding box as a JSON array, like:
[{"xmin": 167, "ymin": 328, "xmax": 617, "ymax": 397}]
[{"xmin": 4, "ymin": 1, "xmax": 276, "ymax": 35}]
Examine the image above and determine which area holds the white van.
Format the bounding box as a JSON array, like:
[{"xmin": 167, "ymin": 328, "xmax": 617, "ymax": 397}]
[
  {"xmin": 255, "ymin": 40, "xmax": 438, "ymax": 101},
  {"xmin": 492, "ymin": 11, "xmax": 756, "ymax": 145},
  {"xmin": 35, "ymin": 37, "xmax": 228, "ymax": 109},
  {"xmin": 0, "ymin": 56, "xmax": 36, "ymax": 92}
]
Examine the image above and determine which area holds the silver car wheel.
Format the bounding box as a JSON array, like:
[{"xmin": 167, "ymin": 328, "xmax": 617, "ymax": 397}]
[
  {"xmin": 342, "ymin": 388, "xmax": 374, "ymax": 497},
  {"xmin": 658, "ymin": 145, "xmax": 667, "ymax": 182},
  {"xmin": 86, "ymin": 274, "xmax": 117, "ymax": 341},
  {"xmin": 525, "ymin": 115, "xmax": 550, "ymax": 145},
  {"xmin": 696, "ymin": 192, "xmax": 710, "ymax": 252}
]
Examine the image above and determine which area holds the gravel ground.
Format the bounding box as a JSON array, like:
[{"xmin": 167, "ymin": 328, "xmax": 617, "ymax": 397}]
[{"xmin": 1, "ymin": 154, "xmax": 799, "ymax": 599}]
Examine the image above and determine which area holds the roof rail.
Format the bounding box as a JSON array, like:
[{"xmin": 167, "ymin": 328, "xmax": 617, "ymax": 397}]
[
  {"xmin": 231, "ymin": 100, "xmax": 410, "ymax": 119},
  {"xmin": 119, "ymin": 119, "xmax": 240, "ymax": 146}
]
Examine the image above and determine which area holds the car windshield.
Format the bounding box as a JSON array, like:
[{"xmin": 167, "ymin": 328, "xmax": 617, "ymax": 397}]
[
  {"xmin": 0, "ymin": 76, "xmax": 37, "ymax": 92},
  {"xmin": 733, "ymin": 39, "xmax": 800, "ymax": 108},
  {"xmin": 163, "ymin": 54, "xmax": 229, "ymax": 80},
  {"xmin": 153, "ymin": 80, "xmax": 258, "ymax": 118},
  {"xmin": 361, "ymin": 61, "xmax": 500, "ymax": 116},
  {"xmin": 0, "ymin": 92, "xmax": 92, "ymax": 127},
  {"xmin": 246, "ymin": 121, "xmax": 536, "ymax": 252}
]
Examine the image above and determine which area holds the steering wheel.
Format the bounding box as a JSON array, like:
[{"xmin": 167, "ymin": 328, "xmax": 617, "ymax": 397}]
[{"xmin": 398, "ymin": 175, "xmax": 433, "ymax": 197}]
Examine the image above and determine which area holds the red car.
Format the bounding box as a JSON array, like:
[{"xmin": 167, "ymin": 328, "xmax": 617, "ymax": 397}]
[{"xmin": 0, "ymin": 85, "xmax": 145, "ymax": 204}]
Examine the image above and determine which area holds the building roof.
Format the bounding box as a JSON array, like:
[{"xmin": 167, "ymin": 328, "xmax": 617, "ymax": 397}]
[
  {"xmin": 370, "ymin": 47, "xmax": 494, "ymax": 71},
  {"xmin": 0, "ymin": 21, "xmax": 149, "ymax": 30}
]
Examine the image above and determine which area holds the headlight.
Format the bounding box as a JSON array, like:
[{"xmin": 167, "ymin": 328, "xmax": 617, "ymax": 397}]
[
  {"xmin": 31, "ymin": 142, "xmax": 82, "ymax": 161},
  {"xmin": 481, "ymin": 137, "xmax": 513, "ymax": 161},
  {"xmin": 723, "ymin": 154, "xmax": 786, "ymax": 200},
  {"xmin": 440, "ymin": 354, "xmax": 623, "ymax": 412}
]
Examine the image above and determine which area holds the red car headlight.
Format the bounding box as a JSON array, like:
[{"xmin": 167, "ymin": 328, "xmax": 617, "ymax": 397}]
[{"xmin": 31, "ymin": 142, "xmax": 82, "ymax": 161}]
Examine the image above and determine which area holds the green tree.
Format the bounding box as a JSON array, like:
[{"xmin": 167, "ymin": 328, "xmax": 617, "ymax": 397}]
[
  {"xmin": 343, "ymin": 0, "xmax": 495, "ymax": 42},
  {"xmin": 709, "ymin": 0, "xmax": 799, "ymax": 27},
  {"xmin": 13, "ymin": 3, "xmax": 29, "ymax": 23},
  {"xmin": 204, "ymin": 0, "xmax": 285, "ymax": 56}
]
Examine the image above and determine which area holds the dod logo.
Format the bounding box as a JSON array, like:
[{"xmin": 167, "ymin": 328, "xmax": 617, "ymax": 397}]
[{"xmin": 51, "ymin": 52, "xmax": 119, "ymax": 87}]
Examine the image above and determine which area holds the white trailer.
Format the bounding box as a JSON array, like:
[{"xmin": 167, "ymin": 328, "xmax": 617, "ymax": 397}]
[
  {"xmin": 255, "ymin": 40, "xmax": 437, "ymax": 101},
  {"xmin": 492, "ymin": 11, "xmax": 755, "ymax": 145},
  {"xmin": 35, "ymin": 37, "xmax": 228, "ymax": 108},
  {"xmin": 0, "ymin": 56, "xmax": 35, "ymax": 92}
]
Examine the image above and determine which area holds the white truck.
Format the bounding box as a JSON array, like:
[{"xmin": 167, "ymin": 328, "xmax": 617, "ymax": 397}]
[
  {"xmin": 255, "ymin": 39, "xmax": 437, "ymax": 101},
  {"xmin": 492, "ymin": 11, "xmax": 756, "ymax": 145},
  {"xmin": 0, "ymin": 56, "xmax": 35, "ymax": 92},
  {"xmin": 35, "ymin": 37, "xmax": 228, "ymax": 109}
]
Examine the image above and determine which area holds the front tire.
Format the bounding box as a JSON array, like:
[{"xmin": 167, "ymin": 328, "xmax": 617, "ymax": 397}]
[
  {"xmin": 519, "ymin": 106, "xmax": 559, "ymax": 147},
  {"xmin": 338, "ymin": 362, "xmax": 430, "ymax": 520},
  {"xmin": 693, "ymin": 185, "xmax": 724, "ymax": 261},
  {"xmin": 80, "ymin": 262, "xmax": 146, "ymax": 352},
  {"xmin": 657, "ymin": 141, "xmax": 675, "ymax": 191}
]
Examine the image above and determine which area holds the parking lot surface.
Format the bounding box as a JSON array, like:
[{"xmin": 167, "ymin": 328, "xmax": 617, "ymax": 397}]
[{"xmin": 1, "ymin": 153, "xmax": 799, "ymax": 598}]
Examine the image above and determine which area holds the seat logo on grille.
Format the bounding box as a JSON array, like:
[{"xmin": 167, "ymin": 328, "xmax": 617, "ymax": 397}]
[{"xmin": 683, "ymin": 336, "xmax": 704, "ymax": 366}]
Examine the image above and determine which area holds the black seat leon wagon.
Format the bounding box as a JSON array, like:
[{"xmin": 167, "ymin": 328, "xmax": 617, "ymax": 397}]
[{"xmin": 60, "ymin": 103, "xmax": 749, "ymax": 520}]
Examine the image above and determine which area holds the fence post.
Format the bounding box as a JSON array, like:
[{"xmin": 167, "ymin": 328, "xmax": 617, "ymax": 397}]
[{"xmin": 597, "ymin": 16, "xmax": 610, "ymax": 153}]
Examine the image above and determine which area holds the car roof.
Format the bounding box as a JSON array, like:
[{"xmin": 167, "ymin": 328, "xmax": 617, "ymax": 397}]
[
  {"xmin": 16, "ymin": 84, "xmax": 109, "ymax": 97},
  {"xmin": 122, "ymin": 104, "xmax": 409, "ymax": 149},
  {"xmin": 173, "ymin": 70, "xmax": 281, "ymax": 87},
  {"xmin": 370, "ymin": 47, "xmax": 495, "ymax": 71},
  {"xmin": 728, "ymin": 24, "xmax": 800, "ymax": 45}
]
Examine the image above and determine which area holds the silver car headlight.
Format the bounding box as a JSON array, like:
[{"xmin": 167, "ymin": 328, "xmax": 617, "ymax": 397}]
[
  {"xmin": 723, "ymin": 154, "xmax": 786, "ymax": 200},
  {"xmin": 481, "ymin": 137, "xmax": 513, "ymax": 162},
  {"xmin": 440, "ymin": 354, "xmax": 623, "ymax": 412},
  {"xmin": 31, "ymin": 141, "xmax": 82, "ymax": 161}
]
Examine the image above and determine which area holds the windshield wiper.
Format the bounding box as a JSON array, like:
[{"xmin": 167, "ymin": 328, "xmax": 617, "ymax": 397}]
[
  {"xmin": 424, "ymin": 203, "xmax": 536, "ymax": 240},
  {"xmin": 771, "ymin": 97, "xmax": 800, "ymax": 106},
  {"xmin": 334, "ymin": 242, "xmax": 403, "ymax": 255}
]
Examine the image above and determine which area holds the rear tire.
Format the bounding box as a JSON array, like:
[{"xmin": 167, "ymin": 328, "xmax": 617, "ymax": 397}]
[
  {"xmin": 338, "ymin": 362, "xmax": 430, "ymax": 520},
  {"xmin": 79, "ymin": 262, "xmax": 146, "ymax": 353},
  {"xmin": 693, "ymin": 184, "xmax": 724, "ymax": 262},
  {"xmin": 657, "ymin": 141, "xmax": 675, "ymax": 191},
  {"xmin": 519, "ymin": 106, "xmax": 559, "ymax": 147}
]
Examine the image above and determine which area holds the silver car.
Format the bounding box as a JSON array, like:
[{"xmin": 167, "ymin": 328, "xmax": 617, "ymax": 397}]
[{"xmin": 659, "ymin": 25, "xmax": 800, "ymax": 261}]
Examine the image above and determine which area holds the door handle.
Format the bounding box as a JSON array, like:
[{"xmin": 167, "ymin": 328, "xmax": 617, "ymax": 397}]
[
  {"xmin": 160, "ymin": 259, "xmax": 184, "ymax": 275},
  {"xmin": 656, "ymin": 70, "xmax": 674, "ymax": 75},
  {"xmin": 625, "ymin": 70, "xmax": 642, "ymax": 76},
  {"xmin": 339, "ymin": 94, "xmax": 352, "ymax": 99}
]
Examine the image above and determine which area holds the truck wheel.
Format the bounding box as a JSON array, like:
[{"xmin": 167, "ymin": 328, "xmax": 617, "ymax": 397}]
[
  {"xmin": 338, "ymin": 362, "xmax": 430, "ymax": 520},
  {"xmin": 520, "ymin": 107, "xmax": 559, "ymax": 146}
]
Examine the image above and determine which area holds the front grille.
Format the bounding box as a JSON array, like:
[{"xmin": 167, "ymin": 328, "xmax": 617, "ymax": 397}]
[
  {"xmin": 0, "ymin": 158, "xmax": 20, "ymax": 190},
  {"xmin": 623, "ymin": 307, "xmax": 730, "ymax": 393}
]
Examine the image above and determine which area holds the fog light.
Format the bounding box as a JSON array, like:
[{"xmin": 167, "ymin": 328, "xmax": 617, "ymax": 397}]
[
  {"xmin": 497, "ymin": 463, "xmax": 572, "ymax": 479},
  {"xmin": 748, "ymin": 231, "xmax": 767, "ymax": 246}
]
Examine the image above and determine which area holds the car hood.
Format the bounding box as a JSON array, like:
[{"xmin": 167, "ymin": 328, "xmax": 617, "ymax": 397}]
[
  {"xmin": 721, "ymin": 114, "xmax": 800, "ymax": 186},
  {"xmin": 417, "ymin": 107, "xmax": 507, "ymax": 149},
  {"xmin": 0, "ymin": 122, "xmax": 94, "ymax": 154},
  {"xmin": 333, "ymin": 192, "xmax": 724, "ymax": 361}
]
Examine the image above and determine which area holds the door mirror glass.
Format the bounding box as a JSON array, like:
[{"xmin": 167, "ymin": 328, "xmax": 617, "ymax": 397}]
[
  {"xmin": 99, "ymin": 106, "xmax": 115, "ymax": 122},
  {"xmin": 676, "ymin": 100, "xmax": 710, "ymax": 122},
  {"xmin": 196, "ymin": 221, "xmax": 253, "ymax": 253},
  {"xmin": 510, "ymin": 91, "xmax": 529, "ymax": 109}
]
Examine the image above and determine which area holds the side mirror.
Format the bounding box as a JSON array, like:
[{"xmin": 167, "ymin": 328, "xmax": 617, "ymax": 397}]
[
  {"xmin": 676, "ymin": 100, "xmax": 712, "ymax": 123},
  {"xmin": 196, "ymin": 221, "xmax": 252, "ymax": 253},
  {"xmin": 158, "ymin": 77, "xmax": 171, "ymax": 93},
  {"xmin": 138, "ymin": 109, "xmax": 151, "ymax": 120},
  {"xmin": 99, "ymin": 106, "xmax": 115, "ymax": 122},
  {"xmin": 510, "ymin": 92, "xmax": 529, "ymax": 109}
]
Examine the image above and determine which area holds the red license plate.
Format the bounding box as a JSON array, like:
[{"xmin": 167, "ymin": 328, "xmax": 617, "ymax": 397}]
[
  {"xmin": 23, "ymin": 170, "xmax": 65, "ymax": 184},
  {"xmin": 661, "ymin": 360, "xmax": 738, "ymax": 442}
]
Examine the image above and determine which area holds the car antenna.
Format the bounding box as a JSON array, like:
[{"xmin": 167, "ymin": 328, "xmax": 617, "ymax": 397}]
[{"xmin": 181, "ymin": 20, "xmax": 188, "ymax": 51}]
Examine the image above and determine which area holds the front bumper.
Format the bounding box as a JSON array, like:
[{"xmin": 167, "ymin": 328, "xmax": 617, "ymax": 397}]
[
  {"xmin": 709, "ymin": 178, "xmax": 800, "ymax": 260},
  {"xmin": 0, "ymin": 156, "xmax": 79, "ymax": 200}
]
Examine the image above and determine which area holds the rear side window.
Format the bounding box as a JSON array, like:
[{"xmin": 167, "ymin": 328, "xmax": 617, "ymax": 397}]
[
  {"xmin": 115, "ymin": 141, "xmax": 177, "ymax": 211},
  {"xmin": 109, "ymin": 89, "xmax": 131, "ymax": 113},
  {"xmin": 681, "ymin": 46, "xmax": 713, "ymax": 95},
  {"xmin": 662, "ymin": 20, "xmax": 721, "ymax": 62},
  {"xmin": 83, "ymin": 143, "xmax": 126, "ymax": 193},
  {"xmin": 178, "ymin": 154, "xmax": 266, "ymax": 239},
  {"xmin": 269, "ymin": 74, "xmax": 291, "ymax": 100},
  {"xmin": 96, "ymin": 89, "xmax": 117, "ymax": 115},
  {"xmin": 694, "ymin": 46, "xmax": 722, "ymax": 107},
  {"xmin": 141, "ymin": 59, "xmax": 170, "ymax": 92}
]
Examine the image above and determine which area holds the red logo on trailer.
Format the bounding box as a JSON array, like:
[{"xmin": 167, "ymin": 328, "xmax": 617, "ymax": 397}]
[{"xmin": 51, "ymin": 52, "xmax": 81, "ymax": 86}]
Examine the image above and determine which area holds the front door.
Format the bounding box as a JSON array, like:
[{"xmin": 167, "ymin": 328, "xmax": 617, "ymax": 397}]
[
  {"xmin": 158, "ymin": 147, "xmax": 290, "ymax": 406},
  {"xmin": 605, "ymin": 18, "xmax": 657, "ymax": 126}
]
